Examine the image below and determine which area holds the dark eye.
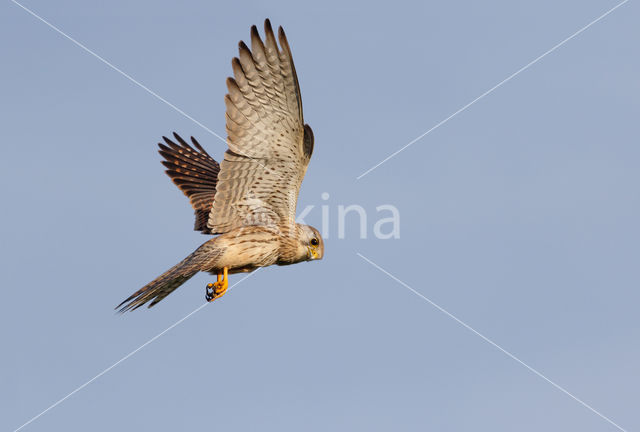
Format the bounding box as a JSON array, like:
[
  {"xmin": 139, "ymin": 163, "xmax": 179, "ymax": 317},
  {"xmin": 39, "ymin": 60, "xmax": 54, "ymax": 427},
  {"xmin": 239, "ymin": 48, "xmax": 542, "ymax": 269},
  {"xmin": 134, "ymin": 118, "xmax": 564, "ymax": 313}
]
[{"xmin": 310, "ymin": 238, "xmax": 319, "ymax": 246}]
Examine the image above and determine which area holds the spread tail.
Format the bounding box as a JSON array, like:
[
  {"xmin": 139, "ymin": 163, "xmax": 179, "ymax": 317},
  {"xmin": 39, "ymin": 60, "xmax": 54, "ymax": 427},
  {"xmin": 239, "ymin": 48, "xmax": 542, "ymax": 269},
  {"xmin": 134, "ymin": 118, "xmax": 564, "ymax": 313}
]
[{"xmin": 116, "ymin": 251, "xmax": 202, "ymax": 313}]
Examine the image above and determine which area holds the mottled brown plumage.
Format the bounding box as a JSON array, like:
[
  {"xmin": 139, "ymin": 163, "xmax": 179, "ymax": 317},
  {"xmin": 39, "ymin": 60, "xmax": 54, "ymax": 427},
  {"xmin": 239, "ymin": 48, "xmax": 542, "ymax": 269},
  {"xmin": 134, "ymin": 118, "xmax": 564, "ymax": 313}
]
[{"xmin": 117, "ymin": 19, "xmax": 323, "ymax": 313}]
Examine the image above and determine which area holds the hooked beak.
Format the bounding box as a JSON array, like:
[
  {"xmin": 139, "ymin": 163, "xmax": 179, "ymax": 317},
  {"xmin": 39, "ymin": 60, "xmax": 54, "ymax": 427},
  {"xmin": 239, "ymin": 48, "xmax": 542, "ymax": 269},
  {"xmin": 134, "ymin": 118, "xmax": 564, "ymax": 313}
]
[{"xmin": 307, "ymin": 247, "xmax": 319, "ymax": 260}]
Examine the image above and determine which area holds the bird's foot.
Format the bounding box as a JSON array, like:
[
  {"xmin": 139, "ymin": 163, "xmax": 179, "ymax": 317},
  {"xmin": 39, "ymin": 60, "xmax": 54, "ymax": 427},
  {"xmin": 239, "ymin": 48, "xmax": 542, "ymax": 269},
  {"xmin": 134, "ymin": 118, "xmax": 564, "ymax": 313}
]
[
  {"xmin": 205, "ymin": 280, "xmax": 228, "ymax": 302},
  {"xmin": 205, "ymin": 267, "xmax": 228, "ymax": 302}
]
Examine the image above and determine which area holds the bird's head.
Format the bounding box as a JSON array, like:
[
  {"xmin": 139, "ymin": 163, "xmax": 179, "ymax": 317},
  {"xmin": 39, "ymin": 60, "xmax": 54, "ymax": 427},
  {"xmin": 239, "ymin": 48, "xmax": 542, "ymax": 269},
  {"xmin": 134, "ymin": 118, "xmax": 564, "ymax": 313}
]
[{"xmin": 296, "ymin": 224, "xmax": 324, "ymax": 262}]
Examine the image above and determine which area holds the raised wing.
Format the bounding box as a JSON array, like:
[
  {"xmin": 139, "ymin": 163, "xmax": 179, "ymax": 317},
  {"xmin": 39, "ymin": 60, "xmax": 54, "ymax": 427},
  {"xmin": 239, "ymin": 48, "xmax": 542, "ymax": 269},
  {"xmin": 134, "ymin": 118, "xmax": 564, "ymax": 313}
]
[
  {"xmin": 207, "ymin": 19, "xmax": 314, "ymax": 234},
  {"xmin": 158, "ymin": 133, "xmax": 220, "ymax": 234}
]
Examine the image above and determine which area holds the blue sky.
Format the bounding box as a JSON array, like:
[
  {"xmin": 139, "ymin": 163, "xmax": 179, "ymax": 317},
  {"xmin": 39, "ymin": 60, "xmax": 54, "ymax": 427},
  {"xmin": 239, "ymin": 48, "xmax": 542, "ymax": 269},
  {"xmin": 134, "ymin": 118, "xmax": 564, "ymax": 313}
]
[{"xmin": 1, "ymin": 1, "xmax": 639, "ymax": 431}]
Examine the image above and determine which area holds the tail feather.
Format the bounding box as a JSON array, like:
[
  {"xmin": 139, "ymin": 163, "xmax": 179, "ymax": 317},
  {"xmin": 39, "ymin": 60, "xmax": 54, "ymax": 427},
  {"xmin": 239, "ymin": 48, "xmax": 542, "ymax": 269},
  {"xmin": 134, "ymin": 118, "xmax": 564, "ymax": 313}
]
[{"xmin": 117, "ymin": 252, "xmax": 202, "ymax": 313}]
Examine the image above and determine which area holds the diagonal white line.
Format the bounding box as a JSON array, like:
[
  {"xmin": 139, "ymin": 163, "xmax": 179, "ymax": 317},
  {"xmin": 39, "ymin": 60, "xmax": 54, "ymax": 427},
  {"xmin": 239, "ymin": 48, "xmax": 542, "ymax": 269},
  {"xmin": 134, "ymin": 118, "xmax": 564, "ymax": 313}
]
[
  {"xmin": 356, "ymin": 0, "xmax": 630, "ymax": 180},
  {"xmin": 11, "ymin": 269, "xmax": 260, "ymax": 432},
  {"xmin": 10, "ymin": 0, "xmax": 228, "ymax": 146},
  {"xmin": 356, "ymin": 253, "xmax": 628, "ymax": 432}
]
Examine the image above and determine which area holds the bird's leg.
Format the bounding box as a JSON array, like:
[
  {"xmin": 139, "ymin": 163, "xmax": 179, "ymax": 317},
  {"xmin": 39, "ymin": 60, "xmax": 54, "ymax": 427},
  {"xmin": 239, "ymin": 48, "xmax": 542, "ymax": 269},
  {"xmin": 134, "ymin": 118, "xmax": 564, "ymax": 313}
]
[
  {"xmin": 213, "ymin": 267, "xmax": 229, "ymax": 299},
  {"xmin": 205, "ymin": 267, "xmax": 228, "ymax": 302}
]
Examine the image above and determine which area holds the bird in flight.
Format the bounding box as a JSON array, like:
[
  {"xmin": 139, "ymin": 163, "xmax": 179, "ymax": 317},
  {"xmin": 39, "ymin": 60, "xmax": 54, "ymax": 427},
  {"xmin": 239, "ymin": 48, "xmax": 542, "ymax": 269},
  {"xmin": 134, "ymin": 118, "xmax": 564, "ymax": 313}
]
[{"xmin": 117, "ymin": 19, "xmax": 323, "ymax": 312}]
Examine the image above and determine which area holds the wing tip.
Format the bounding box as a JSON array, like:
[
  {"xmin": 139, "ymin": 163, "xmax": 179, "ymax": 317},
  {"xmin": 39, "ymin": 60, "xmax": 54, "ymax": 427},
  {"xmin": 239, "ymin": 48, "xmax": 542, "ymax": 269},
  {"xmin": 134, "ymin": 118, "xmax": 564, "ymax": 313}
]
[
  {"xmin": 250, "ymin": 24, "xmax": 260, "ymax": 39},
  {"xmin": 279, "ymin": 26, "xmax": 292, "ymax": 53},
  {"xmin": 238, "ymin": 40, "xmax": 250, "ymax": 52},
  {"xmin": 190, "ymin": 136, "xmax": 205, "ymax": 153}
]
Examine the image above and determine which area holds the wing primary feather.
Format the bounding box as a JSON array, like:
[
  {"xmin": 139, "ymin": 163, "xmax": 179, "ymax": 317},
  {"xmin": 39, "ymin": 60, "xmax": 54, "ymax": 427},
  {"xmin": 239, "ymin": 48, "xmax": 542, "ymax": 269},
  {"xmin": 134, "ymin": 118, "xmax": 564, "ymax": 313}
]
[
  {"xmin": 158, "ymin": 132, "xmax": 220, "ymax": 234},
  {"xmin": 172, "ymin": 132, "xmax": 189, "ymax": 147},
  {"xmin": 278, "ymin": 25, "xmax": 303, "ymax": 122},
  {"xmin": 190, "ymin": 136, "xmax": 208, "ymax": 154}
]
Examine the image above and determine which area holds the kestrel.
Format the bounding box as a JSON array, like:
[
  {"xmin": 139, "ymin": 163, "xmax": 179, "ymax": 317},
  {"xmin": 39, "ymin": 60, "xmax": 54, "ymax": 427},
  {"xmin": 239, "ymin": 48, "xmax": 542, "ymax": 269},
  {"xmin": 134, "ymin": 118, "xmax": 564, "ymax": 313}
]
[{"xmin": 117, "ymin": 20, "xmax": 323, "ymax": 312}]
